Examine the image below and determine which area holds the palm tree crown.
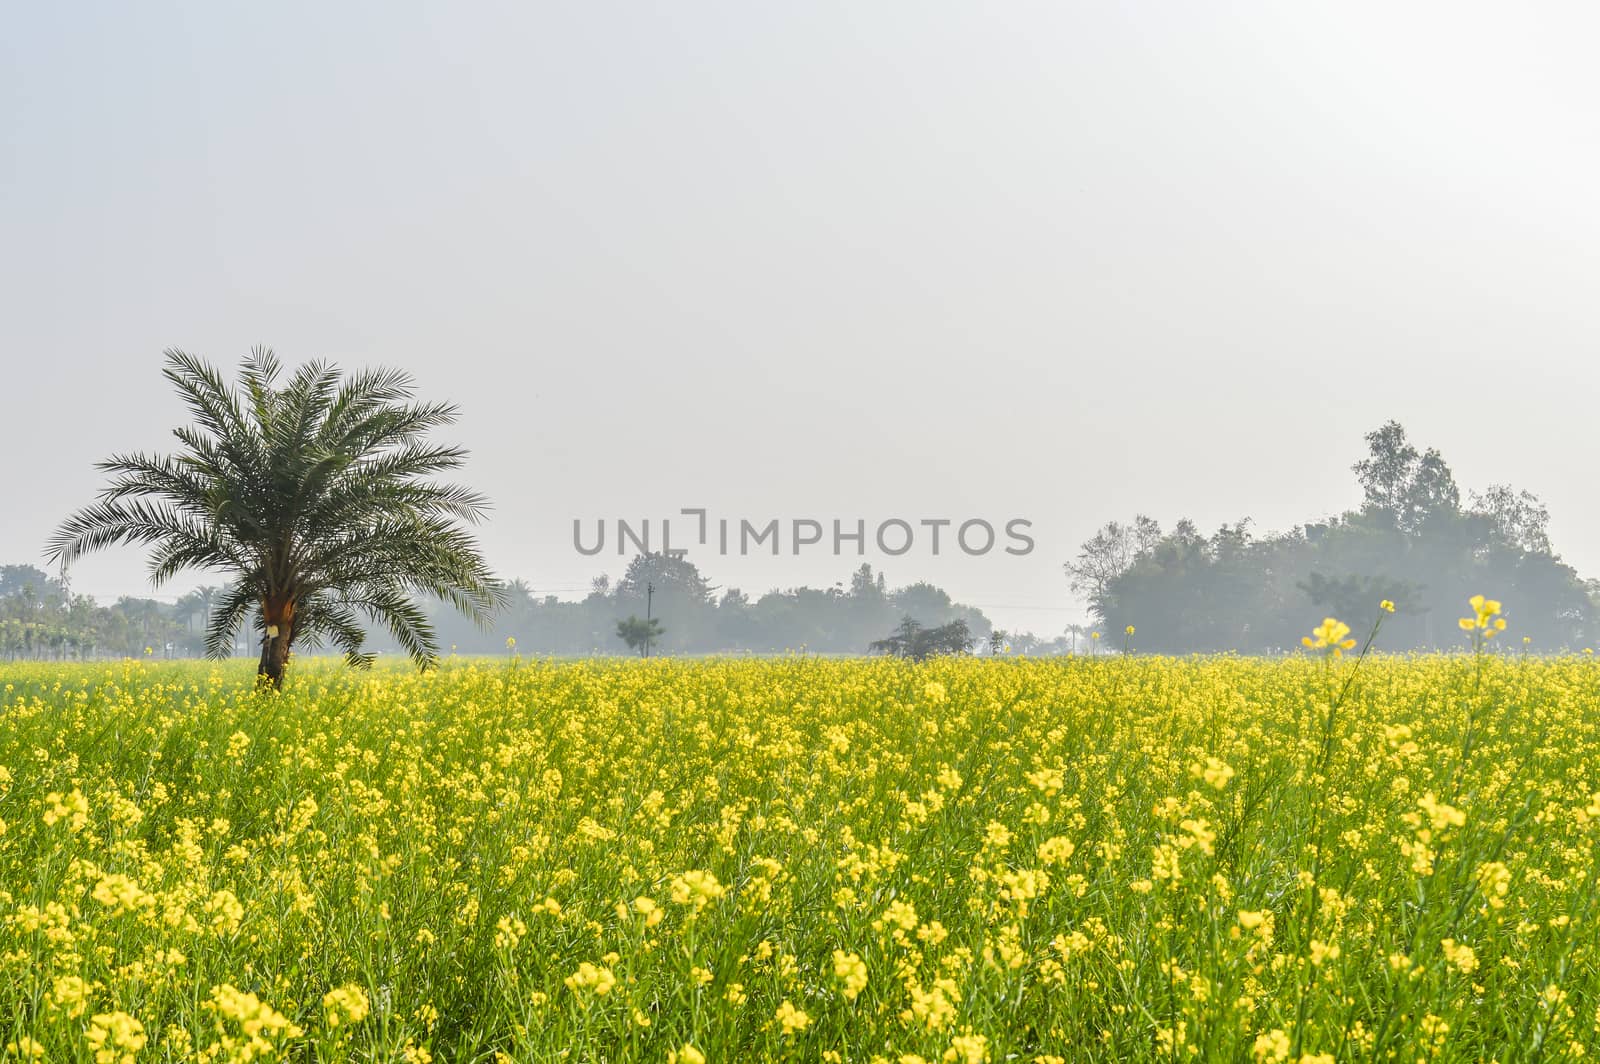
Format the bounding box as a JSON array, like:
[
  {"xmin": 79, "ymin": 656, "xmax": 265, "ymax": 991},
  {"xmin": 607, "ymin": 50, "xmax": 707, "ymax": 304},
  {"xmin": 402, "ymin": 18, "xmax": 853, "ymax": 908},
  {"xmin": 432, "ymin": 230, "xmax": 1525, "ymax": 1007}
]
[{"xmin": 48, "ymin": 348, "xmax": 501, "ymax": 686}]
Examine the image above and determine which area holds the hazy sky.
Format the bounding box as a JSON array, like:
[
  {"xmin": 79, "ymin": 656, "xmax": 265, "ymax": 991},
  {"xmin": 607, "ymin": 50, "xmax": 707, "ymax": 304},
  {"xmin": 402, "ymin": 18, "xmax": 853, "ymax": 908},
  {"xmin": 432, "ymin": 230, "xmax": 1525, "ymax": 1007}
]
[{"xmin": 5, "ymin": 3, "xmax": 1600, "ymax": 635}]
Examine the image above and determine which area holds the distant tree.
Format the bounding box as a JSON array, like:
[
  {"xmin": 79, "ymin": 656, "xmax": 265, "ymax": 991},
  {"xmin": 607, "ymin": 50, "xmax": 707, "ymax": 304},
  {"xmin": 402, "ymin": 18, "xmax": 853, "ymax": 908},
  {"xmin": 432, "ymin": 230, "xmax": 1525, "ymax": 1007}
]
[
  {"xmin": 870, "ymin": 617, "xmax": 922, "ymax": 659},
  {"xmin": 892, "ymin": 582, "xmax": 952, "ymax": 620},
  {"xmin": 172, "ymin": 591, "xmax": 202, "ymax": 640},
  {"xmin": 1353, "ymin": 420, "xmax": 1460, "ymax": 534},
  {"xmin": 988, "ymin": 628, "xmax": 1009, "ymax": 655},
  {"xmin": 0, "ymin": 565, "xmax": 62, "ymax": 602},
  {"xmin": 1352, "ymin": 420, "xmax": 1419, "ymax": 524},
  {"xmin": 870, "ymin": 616, "xmax": 974, "ymax": 661},
  {"xmin": 617, "ymin": 552, "xmax": 711, "ymax": 602},
  {"xmin": 194, "ymin": 585, "xmax": 221, "ymax": 632},
  {"xmin": 615, "ymin": 615, "xmax": 663, "ymax": 657},
  {"xmin": 1065, "ymin": 515, "xmax": 1161, "ymax": 614},
  {"xmin": 849, "ymin": 563, "xmax": 884, "ymax": 600},
  {"xmin": 925, "ymin": 619, "xmax": 975, "ymax": 658},
  {"xmin": 1406, "ymin": 449, "xmax": 1461, "ymax": 532},
  {"xmin": 614, "ymin": 552, "xmax": 715, "ymax": 652},
  {"xmin": 1299, "ymin": 572, "xmax": 1419, "ymax": 625},
  {"xmin": 1063, "ymin": 623, "xmax": 1088, "ymax": 654},
  {"xmin": 504, "ymin": 578, "xmax": 537, "ymax": 608},
  {"xmin": 47, "ymin": 349, "xmax": 501, "ymax": 687},
  {"xmin": 1469, "ymin": 485, "xmax": 1552, "ymax": 554}
]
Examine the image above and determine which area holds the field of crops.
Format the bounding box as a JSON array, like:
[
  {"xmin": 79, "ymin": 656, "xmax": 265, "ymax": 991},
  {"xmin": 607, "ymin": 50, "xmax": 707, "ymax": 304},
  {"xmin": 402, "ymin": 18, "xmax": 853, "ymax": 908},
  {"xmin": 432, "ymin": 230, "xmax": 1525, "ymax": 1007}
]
[{"xmin": 1, "ymin": 651, "xmax": 1598, "ymax": 1062}]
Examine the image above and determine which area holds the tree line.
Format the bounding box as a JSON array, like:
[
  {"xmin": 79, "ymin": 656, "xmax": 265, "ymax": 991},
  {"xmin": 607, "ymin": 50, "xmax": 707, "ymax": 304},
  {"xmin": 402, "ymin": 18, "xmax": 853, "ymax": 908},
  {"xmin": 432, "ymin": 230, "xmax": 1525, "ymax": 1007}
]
[
  {"xmin": 402, "ymin": 555, "xmax": 1013, "ymax": 657},
  {"xmin": 0, "ymin": 566, "xmax": 237, "ymax": 660},
  {"xmin": 0, "ymin": 556, "xmax": 1038, "ymax": 661},
  {"xmin": 1067, "ymin": 421, "xmax": 1597, "ymax": 652}
]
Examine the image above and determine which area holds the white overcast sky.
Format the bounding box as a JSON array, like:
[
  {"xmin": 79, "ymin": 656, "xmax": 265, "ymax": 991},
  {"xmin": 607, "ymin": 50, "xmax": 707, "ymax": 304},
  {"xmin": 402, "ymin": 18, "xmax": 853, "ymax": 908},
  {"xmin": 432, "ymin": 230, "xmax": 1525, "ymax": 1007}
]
[{"xmin": 4, "ymin": 2, "xmax": 1599, "ymax": 635}]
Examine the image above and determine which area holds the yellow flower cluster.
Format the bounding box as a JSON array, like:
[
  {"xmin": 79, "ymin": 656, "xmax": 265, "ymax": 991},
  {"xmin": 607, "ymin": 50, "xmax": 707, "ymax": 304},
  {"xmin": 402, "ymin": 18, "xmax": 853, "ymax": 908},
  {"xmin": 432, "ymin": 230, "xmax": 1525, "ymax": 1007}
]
[
  {"xmin": 322, "ymin": 984, "xmax": 370, "ymax": 1028},
  {"xmin": 1302, "ymin": 617, "xmax": 1356, "ymax": 656}
]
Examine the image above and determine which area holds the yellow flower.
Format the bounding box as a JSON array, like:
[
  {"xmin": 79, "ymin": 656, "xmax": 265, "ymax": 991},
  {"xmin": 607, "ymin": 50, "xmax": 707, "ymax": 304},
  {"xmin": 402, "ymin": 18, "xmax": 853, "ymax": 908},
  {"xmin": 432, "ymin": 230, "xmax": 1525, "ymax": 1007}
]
[
  {"xmin": 943, "ymin": 1033, "xmax": 989, "ymax": 1064},
  {"xmin": 205, "ymin": 888, "xmax": 244, "ymax": 934},
  {"xmin": 5, "ymin": 1038, "xmax": 44, "ymax": 1060},
  {"xmin": 1441, "ymin": 938, "xmax": 1478, "ymax": 974},
  {"xmin": 1252, "ymin": 1029, "xmax": 1291, "ymax": 1063},
  {"xmin": 204, "ymin": 985, "xmax": 303, "ymax": 1054},
  {"xmin": 775, "ymin": 1000, "xmax": 811, "ymax": 1036},
  {"xmin": 1459, "ymin": 594, "xmax": 1503, "ymax": 632},
  {"xmin": 323, "ymin": 984, "xmax": 370, "ymax": 1028},
  {"xmin": 1418, "ymin": 792, "xmax": 1465, "ymax": 831},
  {"xmin": 1302, "ymin": 618, "xmax": 1356, "ymax": 656},
  {"xmin": 85, "ymin": 1012, "xmax": 146, "ymax": 1064},
  {"xmin": 563, "ymin": 961, "xmax": 616, "ymax": 996},
  {"xmin": 50, "ymin": 975, "xmax": 91, "ymax": 1018},
  {"xmin": 833, "ymin": 949, "xmax": 869, "ymax": 1000},
  {"xmin": 42, "ymin": 788, "xmax": 89, "ymax": 832},
  {"xmin": 1379, "ymin": 599, "xmax": 1395, "ymax": 613},
  {"xmin": 1037, "ymin": 835, "xmax": 1076, "ymax": 865},
  {"xmin": 92, "ymin": 872, "xmax": 155, "ymax": 915},
  {"xmin": 1476, "ymin": 861, "xmax": 1512, "ymax": 907},
  {"xmin": 632, "ymin": 895, "xmax": 664, "ymax": 927},
  {"xmin": 1124, "ymin": 625, "xmax": 1136, "ymax": 635},
  {"xmin": 1195, "ymin": 756, "xmax": 1235, "ymax": 790},
  {"xmin": 670, "ymin": 869, "xmax": 726, "ymax": 910},
  {"xmin": 493, "ymin": 914, "xmax": 527, "ymax": 950},
  {"xmin": 669, "ymin": 1047, "xmax": 706, "ymax": 1064}
]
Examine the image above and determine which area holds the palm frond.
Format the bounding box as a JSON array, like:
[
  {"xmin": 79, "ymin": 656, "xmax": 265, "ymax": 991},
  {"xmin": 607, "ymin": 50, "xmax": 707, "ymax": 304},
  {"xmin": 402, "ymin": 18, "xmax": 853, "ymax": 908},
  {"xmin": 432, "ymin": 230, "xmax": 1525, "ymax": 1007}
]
[{"xmin": 203, "ymin": 579, "xmax": 260, "ymax": 660}]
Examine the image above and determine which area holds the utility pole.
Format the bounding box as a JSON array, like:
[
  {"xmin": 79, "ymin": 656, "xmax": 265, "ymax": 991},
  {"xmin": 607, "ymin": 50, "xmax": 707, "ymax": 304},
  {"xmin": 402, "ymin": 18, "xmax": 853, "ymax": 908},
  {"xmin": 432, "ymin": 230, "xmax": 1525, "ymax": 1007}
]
[{"xmin": 645, "ymin": 581, "xmax": 654, "ymax": 659}]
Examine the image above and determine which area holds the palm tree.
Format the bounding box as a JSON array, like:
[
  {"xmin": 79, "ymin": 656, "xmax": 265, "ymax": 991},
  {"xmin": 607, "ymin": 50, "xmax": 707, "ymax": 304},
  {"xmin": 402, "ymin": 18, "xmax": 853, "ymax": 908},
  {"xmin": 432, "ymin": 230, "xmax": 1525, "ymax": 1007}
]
[
  {"xmin": 174, "ymin": 589, "xmax": 204, "ymax": 635},
  {"xmin": 48, "ymin": 348, "xmax": 501, "ymax": 687},
  {"xmin": 1063, "ymin": 622, "xmax": 1087, "ymax": 655},
  {"xmin": 193, "ymin": 584, "xmax": 221, "ymax": 648}
]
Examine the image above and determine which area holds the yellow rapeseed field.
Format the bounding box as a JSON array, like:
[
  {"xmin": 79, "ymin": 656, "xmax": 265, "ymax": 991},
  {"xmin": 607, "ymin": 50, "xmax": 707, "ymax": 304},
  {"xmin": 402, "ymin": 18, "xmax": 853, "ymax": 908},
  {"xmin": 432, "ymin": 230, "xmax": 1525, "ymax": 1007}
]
[{"xmin": 2, "ymin": 641, "xmax": 1599, "ymax": 1061}]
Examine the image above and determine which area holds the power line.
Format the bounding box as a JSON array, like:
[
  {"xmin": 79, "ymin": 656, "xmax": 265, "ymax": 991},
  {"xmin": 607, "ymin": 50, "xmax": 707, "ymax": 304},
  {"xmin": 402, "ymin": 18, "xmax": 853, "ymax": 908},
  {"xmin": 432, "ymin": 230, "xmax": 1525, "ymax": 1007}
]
[{"xmin": 964, "ymin": 603, "xmax": 1083, "ymax": 612}]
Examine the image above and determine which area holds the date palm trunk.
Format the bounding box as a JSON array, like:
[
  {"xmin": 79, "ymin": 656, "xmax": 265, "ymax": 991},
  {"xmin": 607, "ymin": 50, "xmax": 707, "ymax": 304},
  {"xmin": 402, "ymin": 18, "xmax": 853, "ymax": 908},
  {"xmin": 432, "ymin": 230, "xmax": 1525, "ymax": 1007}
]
[{"xmin": 256, "ymin": 598, "xmax": 295, "ymax": 689}]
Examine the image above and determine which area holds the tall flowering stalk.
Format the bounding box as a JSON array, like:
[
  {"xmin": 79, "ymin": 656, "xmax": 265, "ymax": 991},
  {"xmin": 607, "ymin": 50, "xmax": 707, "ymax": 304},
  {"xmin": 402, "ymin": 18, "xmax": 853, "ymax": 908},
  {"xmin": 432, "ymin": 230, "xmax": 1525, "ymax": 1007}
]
[{"xmin": 1291, "ymin": 599, "xmax": 1393, "ymax": 1055}]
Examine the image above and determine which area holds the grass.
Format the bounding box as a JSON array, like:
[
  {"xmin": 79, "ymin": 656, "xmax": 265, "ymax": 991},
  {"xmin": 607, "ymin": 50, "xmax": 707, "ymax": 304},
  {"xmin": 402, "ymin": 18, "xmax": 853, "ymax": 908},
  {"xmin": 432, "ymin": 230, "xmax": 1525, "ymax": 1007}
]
[{"xmin": 0, "ymin": 652, "xmax": 1597, "ymax": 1062}]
